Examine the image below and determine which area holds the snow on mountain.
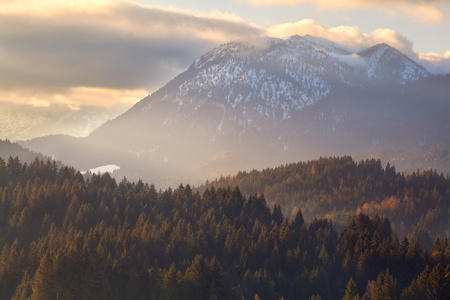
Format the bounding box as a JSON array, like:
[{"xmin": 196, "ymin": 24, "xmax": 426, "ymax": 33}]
[
  {"xmin": 358, "ymin": 43, "xmax": 429, "ymax": 82},
  {"xmin": 24, "ymin": 34, "xmax": 444, "ymax": 186},
  {"xmin": 302, "ymin": 34, "xmax": 351, "ymax": 55},
  {"xmin": 134, "ymin": 34, "xmax": 429, "ymax": 139}
]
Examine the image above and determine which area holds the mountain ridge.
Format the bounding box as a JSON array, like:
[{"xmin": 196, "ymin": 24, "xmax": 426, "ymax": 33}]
[{"xmin": 19, "ymin": 35, "xmax": 449, "ymax": 186}]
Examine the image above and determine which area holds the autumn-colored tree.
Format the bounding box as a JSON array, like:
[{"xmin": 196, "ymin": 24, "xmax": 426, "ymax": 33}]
[
  {"xmin": 0, "ymin": 156, "xmax": 447, "ymax": 300},
  {"xmin": 342, "ymin": 277, "xmax": 360, "ymax": 300},
  {"xmin": 372, "ymin": 269, "xmax": 400, "ymax": 300}
]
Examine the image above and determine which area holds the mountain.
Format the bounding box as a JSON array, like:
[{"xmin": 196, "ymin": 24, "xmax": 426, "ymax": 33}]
[
  {"xmin": 357, "ymin": 43, "xmax": 429, "ymax": 81},
  {"xmin": 20, "ymin": 35, "xmax": 449, "ymax": 186}
]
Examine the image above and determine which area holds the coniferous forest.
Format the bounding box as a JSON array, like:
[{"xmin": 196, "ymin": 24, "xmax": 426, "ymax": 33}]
[
  {"xmin": 201, "ymin": 156, "xmax": 450, "ymax": 247},
  {"xmin": 0, "ymin": 156, "xmax": 449, "ymax": 300}
]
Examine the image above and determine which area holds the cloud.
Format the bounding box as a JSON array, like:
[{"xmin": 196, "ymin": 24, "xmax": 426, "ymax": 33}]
[
  {"xmin": 244, "ymin": 0, "xmax": 448, "ymax": 23},
  {"xmin": 244, "ymin": 0, "xmax": 449, "ymax": 6},
  {"xmin": 418, "ymin": 51, "xmax": 450, "ymax": 74},
  {"xmin": 268, "ymin": 19, "xmax": 450, "ymax": 74},
  {"xmin": 0, "ymin": 87, "xmax": 149, "ymax": 110},
  {"xmin": 268, "ymin": 19, "xmax": 416, "ymax": 56},
  {"xmin": 246, "ymin": 0, "xmax": 449, "ymax": 4},
  {"xmin": 1, "ymin": 0, "xmax": 449, "ymax": 114},
  {"xmin": 26, "ymin": 98, "xmax": 51, "ymax": 108},
  {"xmin": 0, "ymin": 0, "xmax": 264, "ymax": 108},
  {"xmin": 388, "ymin": 2, "xmax": 446, "ymax": 23}
]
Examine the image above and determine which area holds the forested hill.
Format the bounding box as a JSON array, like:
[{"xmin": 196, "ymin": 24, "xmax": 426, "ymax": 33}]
[
  {"xmin": 0, "ymin": 140, "xmax": 57, "ymax": 165},
  {"xmin": 199, "ymin": 156, "xmax": 450, "ymax": 247},
  {"xmin": 0, "ymin": 157, "xmax": 449, "ymax": 299}
]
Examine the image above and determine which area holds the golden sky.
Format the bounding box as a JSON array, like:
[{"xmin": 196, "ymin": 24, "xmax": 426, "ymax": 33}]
[{"xmin": 0, "ymin": 0, "xmax": 449, "ymax": 113}]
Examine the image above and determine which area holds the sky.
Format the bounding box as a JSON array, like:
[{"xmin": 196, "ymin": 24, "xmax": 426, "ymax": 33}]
[{"xmin": 1, "ymin": 0, "xmax": 449, "ymax": 125}]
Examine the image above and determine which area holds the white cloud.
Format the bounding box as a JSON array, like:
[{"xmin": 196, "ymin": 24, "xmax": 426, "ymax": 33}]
[
  {"xmin": 418, "ymin": 51, "xmax": 450, "ymax": 74},
  {"xmin": 268, "ymin": 19, "xmax": 450, "ymax": 74},
  {"xmin": 26, "ymin": 98, "xmax": 52, "ymax": 108},
  {"xmin": 399, "ymin": 3, "xmax": 445, "ymax": 23},
  {"xmin": 268, "ymin": 20, "xmax": 415, "ymax": 54},
  {"xmin": 244, "ymin": 0, "xmax": 448, "ymax": 23}
]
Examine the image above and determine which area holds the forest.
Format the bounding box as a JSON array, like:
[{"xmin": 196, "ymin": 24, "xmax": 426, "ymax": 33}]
[
  {"xmin": 200, "ymin": 156, "xmax": 450, "ymax": 248},
  {"xmin": 0, "ymin": 156, "xmax": 449, "ymax": 299}
]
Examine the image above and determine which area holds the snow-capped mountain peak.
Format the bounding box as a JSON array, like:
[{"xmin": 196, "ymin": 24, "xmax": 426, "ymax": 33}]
[
  {"xmin": 130, "ymin": 35, "xmax": 431, "ymax": 141},
  {"xmin": 302, "ymin": 34, "xmax": 351, "ymax": 55},
  {"xmin": 358, "ymin": 43, "xmax": 430, "ymax": 81},
  {"xmin": 25, "ymin": 35, "xmax": 448, "ymax": 186},
  {"xmin": 193, "ymin": 41, "xmax": 254, "ymax": 69}
]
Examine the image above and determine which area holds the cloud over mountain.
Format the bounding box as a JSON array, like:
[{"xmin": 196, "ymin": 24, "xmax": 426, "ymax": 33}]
[
  {"xmin": 268, "ymin": 19, "xmax": 415, "ymax": 54},
  {"xmin": 0, "ymin": 0, "xmax": 448, "ymax": 114},
  {"xmin": 267, "ymin": 19, "xmax": 450, "ymax": 74},
  {"xmin": 0, "ymin": 1, "xmax": 264, "ymax": 94}
]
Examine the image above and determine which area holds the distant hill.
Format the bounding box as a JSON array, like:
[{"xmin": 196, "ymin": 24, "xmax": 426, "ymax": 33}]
[{"xmin": 0, "ymin": 139, "xmax": 51, "ymax": 163}]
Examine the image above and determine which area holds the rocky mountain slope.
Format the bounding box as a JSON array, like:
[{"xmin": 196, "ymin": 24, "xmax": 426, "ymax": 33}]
[{"xmin": 20, "ymin": 35, "xmax": 449, "ymax": 186}]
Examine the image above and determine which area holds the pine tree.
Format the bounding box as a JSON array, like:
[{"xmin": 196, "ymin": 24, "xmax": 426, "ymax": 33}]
[
  {"xmin": 183, "ymin": 254, "xmax": 209, "ymax": 300},
  {"xmin": 372, "ymin": 269, "xmax": 400, "ymax": 300},
  {"xmin": 31, "ymin": 252, "xmax": 55, "ymax": 300},
  {"xmin": 272, "ymin": 204, "xmax": 283, "ymax": 225},
  {"xmin": 342, "ymin": 277, "xmax": 360, "ymax": 300},
  {"xmin": 209, "ymin": 256, "xmax": 225, "ymax": 298},
  {"xmin": 12, "ymin": 270, "xmax": 32, "ymax": 300},
  {"xmin": 293, "ymin": 208, "xmax": 305, "ymax": 230},
  {"xmin": 161, "ymin": 264, "xmax": 181, "ymax": 300}
]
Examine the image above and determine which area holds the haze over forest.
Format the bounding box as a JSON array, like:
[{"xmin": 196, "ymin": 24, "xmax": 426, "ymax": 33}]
[
  {"xmin": 1, "ymin": 0, "xmax": 450, "ymax": 143},
  {"xmin": 0, "ymin": 1, "xmax": 449, "ymax": 299},
  {"xmin": 12, "ymin": 34, "xmax": 450, "ymax": 188}
]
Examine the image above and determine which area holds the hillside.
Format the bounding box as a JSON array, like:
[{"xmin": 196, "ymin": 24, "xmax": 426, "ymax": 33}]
[
  {"xmin": 0, "ymin": 139, "xmax": 59, "ymax": 165},
  {"xmin": 200, "ymin": 156, "xmax": 450, "ymax": 246},
  {"xmin": 0, "ymin": 157, "xmax": 448, "ymax": 299}
]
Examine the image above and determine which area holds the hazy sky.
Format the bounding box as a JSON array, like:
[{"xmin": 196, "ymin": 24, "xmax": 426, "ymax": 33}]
[{"xmin": 1, "ymin": 0, "xmax": 449, "ymax": 115}]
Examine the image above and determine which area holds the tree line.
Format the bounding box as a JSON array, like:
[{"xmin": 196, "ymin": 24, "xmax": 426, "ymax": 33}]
[
  {"xmin": 0, "ymin": 156, "xmax": 449, "ymax": 299},
  {"xmin": 200, "ymin": 156, "xmax": 450, "ymax": 248}
]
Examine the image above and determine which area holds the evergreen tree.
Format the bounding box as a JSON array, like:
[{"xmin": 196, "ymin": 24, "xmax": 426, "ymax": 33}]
[
  {"xmin": 272, "ymin": 204, "xmax": 283, "ymax": 225},
  {"xmin": 373, "ymin": 269, "xmax": 400, "ymax": 300},
  {"xmin": 0, "ymin": 156, "xmax": 448, "ymax": 300},
  {"xmin": 342, "ymin": 277, "xmax": 360, "ymax": 300},
  {"xmin": 183, "ymin": 254, "xmax": 210, "ymax": 300},
  {"xmin": 11, "ymin": 271, "xmax": 32, "ymax": 300},
  {"xmin": 161, "ymin": 264, "xmax": 181, "ymax": 300},
  {"xmin": 31, "ymin": 253, "xmax": 55, "ymax": 300}
]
